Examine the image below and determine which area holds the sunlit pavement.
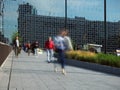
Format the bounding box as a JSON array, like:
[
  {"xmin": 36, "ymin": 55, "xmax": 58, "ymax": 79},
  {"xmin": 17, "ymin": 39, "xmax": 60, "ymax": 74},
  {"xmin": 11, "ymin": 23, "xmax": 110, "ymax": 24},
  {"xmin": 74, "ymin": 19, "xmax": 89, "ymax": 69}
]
[{"xmin": 0, "ymin": 50, "xmax": 120, "ymax": 90}]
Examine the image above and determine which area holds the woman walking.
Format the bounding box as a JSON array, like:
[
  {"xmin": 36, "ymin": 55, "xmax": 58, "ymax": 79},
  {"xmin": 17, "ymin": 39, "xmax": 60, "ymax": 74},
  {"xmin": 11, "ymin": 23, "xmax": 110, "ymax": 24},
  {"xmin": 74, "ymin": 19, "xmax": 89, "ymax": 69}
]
[
  {"xmin": 54, "ymin": 29, "xmax": 67, "ymax": 75},
  {"xmin": 54, "ymin": 28, "xmax": 73, "ymax": 75}
]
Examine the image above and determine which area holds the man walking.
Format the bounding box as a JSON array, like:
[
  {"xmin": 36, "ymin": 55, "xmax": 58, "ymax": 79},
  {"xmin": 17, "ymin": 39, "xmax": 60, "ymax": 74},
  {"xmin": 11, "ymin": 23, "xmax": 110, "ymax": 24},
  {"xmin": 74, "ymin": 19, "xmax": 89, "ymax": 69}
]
[{"xmin": 13, "ymin": 36, "xmax": 20, "ymax": 57}]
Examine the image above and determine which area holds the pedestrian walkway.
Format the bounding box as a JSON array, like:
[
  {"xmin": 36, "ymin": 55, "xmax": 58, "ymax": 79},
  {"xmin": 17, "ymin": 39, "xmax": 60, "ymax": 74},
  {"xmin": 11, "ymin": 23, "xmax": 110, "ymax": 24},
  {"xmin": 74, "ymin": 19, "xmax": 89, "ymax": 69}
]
[{"xmin": 0, "ymin": 50, "xmax": 120, "ymax": 90}]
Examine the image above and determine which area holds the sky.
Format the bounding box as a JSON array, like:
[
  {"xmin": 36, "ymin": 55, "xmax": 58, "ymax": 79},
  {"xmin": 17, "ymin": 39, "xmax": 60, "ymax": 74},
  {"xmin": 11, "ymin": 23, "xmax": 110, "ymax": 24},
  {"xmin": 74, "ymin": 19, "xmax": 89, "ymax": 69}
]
[{"xmin": 3, "ymin": 0, "xmax": 120, "ymax": 41}]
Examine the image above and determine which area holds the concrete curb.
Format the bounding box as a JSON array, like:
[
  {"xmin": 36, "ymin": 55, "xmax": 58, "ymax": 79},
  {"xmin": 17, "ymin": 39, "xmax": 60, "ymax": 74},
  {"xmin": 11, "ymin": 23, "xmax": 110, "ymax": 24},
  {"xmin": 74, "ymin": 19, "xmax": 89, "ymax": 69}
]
[{"xmin": 66, "ymin": 59, "xmax": 120, "ymax": 76}]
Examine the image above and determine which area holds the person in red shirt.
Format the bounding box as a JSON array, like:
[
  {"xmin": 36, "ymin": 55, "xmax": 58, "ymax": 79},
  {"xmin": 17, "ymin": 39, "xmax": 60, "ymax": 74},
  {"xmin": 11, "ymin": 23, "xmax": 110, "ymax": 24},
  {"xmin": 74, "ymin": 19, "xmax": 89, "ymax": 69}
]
[{"xmin": 45, "ymin": 37, "xmax": 55, "ymax": 63}]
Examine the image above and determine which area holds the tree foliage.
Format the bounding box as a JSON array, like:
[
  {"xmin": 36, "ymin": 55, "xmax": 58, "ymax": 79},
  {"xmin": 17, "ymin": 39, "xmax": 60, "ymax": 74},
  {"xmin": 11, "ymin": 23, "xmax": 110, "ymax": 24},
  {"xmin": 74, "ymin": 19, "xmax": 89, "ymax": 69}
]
[{"xmin": 11, "ymin": 31, "xmax": 22, "ymax": 44}]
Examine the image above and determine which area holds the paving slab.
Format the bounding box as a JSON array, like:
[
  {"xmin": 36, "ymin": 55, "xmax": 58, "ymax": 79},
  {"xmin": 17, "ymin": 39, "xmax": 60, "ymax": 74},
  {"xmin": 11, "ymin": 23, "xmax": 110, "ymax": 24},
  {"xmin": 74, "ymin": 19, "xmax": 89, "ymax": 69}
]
[{"xmin": 0, "ymin": 51, "xmax": 120, "ymax": 90}]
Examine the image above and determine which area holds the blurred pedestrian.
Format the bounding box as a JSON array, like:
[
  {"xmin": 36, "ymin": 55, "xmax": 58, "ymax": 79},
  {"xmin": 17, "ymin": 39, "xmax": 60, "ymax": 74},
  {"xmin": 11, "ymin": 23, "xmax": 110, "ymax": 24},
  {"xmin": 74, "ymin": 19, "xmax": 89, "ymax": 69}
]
[
  {"xmin": 13, "ymin": 36, "xmax": 20, "ymax": 57},
  {"xmin": 45, "ymin": 37, "xmax": 55, "ymax": 63},
  {"xmin": 54, "ymin": 29, "xmax": 67, "ymax": 75},
  {"xmin": 27, "ymin": 42, "xmax": 31, "ymax": 56},
  {"xmin": 31, "ymin": 42, "xmax": 35, "ymax": 55},
  {"xmin": 34, "ymin": 41, "xmax": 39, "ymax": 55}
]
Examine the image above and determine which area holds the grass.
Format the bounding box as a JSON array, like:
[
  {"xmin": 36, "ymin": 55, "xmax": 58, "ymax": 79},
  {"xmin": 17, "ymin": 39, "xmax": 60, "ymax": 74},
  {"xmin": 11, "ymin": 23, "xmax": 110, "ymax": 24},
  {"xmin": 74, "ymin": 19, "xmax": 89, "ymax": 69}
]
[{"xmin": 65, "ymin": 50, "xmax": 120, "ymax": 68}]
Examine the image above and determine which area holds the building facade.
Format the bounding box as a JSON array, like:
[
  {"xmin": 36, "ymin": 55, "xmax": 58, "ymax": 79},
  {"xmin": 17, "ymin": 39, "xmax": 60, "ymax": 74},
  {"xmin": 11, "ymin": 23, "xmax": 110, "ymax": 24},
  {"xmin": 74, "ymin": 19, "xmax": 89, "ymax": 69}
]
[{"xmin": 18, "ymin": 3, "xmax": 120, "ymax": 53}]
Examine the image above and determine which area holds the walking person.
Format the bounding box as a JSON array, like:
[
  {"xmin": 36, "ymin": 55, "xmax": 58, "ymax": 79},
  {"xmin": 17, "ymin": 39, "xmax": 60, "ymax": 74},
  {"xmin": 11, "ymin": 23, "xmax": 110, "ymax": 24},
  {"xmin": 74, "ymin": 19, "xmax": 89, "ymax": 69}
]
[
  {"xmin": 34, "ymin": 41, "xmax": 39, "ymax": 55},
  {"xmin": 54, "ymin": 29, "xmax": 67, "ymax": 75},
  {"xmin": 31, "ymin": 42, "xmax": 35, "ymax": 55},
  {"xmin": 27, "ymin": 42, "xmax": 31, "ymax": 56},
  {"xmin": 45, "ymin": 37, "xmax": 55, "ymax": 63},
  {"xmin": 13, "ymin": 36, "xmax": 20, "ymax": 57}
]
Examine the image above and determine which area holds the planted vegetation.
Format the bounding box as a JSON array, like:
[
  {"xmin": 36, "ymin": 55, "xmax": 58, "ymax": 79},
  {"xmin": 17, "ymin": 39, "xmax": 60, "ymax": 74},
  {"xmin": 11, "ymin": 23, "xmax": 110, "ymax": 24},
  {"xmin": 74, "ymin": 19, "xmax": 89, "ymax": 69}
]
[{"xmin": 65, "ymin": 50, "xmax": 120, "ymax": 68}]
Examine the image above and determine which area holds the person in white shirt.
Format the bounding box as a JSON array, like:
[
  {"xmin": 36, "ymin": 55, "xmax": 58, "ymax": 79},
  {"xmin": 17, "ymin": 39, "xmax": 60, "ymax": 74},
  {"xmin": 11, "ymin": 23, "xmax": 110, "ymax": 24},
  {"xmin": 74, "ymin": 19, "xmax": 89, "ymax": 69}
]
[
  {"xmin": 13, "ymin": 36, "xmax": 20, "ymax": 57},
  {"xmin": 54, "ymin": 29, "xmax": 67, "ymax": 75}
]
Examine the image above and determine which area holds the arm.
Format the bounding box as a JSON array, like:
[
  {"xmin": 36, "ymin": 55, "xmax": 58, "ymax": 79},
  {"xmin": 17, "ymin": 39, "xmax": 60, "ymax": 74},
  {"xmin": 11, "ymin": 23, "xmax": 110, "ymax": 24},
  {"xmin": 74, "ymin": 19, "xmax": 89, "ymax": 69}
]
[{"xmin": 65, "ymin": 36, "xmax": 73, "ymax": 50}]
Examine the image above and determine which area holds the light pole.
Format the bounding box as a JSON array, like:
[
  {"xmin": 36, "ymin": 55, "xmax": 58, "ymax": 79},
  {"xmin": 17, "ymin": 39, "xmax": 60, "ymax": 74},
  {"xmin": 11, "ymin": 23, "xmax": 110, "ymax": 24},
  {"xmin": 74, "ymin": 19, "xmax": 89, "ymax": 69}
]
[
  {"xmin": 65, "ymin": 0, "xmax": 67, "ymax": 29},
  {"xmin": 0, "ymin": 0, "xmax": 4, "ymax": 35},
  {"xmin": 104, "ymin": 0, "xmax": 107, "ymax": 53},
  {"xmin": 0, "ymin": 0, "xmax": 17, "ymax": 43}
]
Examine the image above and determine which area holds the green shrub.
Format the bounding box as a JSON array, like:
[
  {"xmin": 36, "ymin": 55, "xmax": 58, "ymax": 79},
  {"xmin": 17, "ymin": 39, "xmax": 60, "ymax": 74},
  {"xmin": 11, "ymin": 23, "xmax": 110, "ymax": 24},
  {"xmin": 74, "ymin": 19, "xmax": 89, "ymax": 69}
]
[
  {"xmin": 97, "ymin": 53, "xmax": 120, "ymax": 67},
  {"xmin": 66, "ymin": 50, "xmax": 120, "ymax": 68}
]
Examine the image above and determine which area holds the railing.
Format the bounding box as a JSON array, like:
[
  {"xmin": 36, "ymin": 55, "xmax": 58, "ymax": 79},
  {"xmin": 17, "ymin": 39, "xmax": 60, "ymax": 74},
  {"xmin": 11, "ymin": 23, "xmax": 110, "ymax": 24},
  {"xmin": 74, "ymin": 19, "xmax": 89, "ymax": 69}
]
[{"xmin": 0, "ymin": 42, "xmax": 12, "ymax": 66}]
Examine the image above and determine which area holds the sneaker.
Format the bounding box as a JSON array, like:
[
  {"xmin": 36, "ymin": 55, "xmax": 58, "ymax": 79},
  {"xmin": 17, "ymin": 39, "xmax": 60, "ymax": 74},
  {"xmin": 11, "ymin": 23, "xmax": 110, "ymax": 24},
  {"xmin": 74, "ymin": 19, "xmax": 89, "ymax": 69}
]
[
  {"xmin": 48, "ymin": 61, "xmax": 51, "ymax": 63},
  {"xmin": 47, "ymin": 60, "xmax": 51, "ymax": 63},
  {"xmin": 62, "ymin": 69, "xmax": 66, "ymax": 75}
]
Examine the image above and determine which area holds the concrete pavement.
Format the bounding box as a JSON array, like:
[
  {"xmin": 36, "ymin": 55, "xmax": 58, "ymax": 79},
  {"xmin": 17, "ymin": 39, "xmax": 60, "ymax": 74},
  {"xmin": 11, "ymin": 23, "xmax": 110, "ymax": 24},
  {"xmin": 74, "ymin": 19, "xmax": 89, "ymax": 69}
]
[{"xmin": 0, "ymin": 50, "xmax": 120, "ymax": 90}]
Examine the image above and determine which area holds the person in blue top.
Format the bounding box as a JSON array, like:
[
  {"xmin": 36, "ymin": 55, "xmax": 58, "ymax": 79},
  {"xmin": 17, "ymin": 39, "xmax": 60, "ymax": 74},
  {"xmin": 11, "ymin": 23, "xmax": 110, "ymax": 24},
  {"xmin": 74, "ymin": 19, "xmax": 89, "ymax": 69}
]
[{"xmin": 54, "ymin": 28, "xmax": 67, "ymax": 75}]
